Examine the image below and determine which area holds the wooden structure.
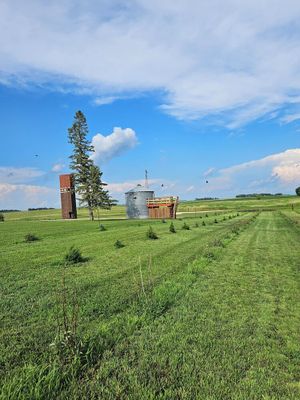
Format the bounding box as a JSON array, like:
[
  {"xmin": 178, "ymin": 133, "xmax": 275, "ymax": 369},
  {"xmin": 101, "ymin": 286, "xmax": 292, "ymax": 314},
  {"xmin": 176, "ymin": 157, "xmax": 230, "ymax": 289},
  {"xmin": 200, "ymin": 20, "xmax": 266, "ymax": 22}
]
[
  {"xmin": 147, "ymin": 196, "xmax": 179, "ymax": 219},
  {"xmin": 59, "ymin": 174, "xmax": 77, "ymax": 219}
]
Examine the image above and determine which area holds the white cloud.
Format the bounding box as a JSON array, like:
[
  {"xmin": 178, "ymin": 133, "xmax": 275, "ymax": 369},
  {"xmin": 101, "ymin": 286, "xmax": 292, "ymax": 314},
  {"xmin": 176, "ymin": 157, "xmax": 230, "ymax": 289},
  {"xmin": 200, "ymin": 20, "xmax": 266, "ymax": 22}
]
[
  {"xmin": 91, "ymin": 127, "xmax": 138, "ymax": 163},
  {"xmin": 203, "ymin": 168, "xmax": 216, "ymax": 178},
  {"xmin": 51, "ymin": 163, "xmax": 65, "ymax": 172},
  {"xmin": 186, "ymin": 185, "xmax": 195, "ymax": 192},
  {"xmin": 0, "ymin": 167, "xmax": 45, "ymax": 184},
  {"xmin": 0, "ymin": 183, "xmax": 58, "ymax": 210},
  {"xmin": 280, "ymin": 113, "xmax": 300, "ymax": 124},
  {"xmin": 201, "ymin": 148, "xmax": 300, "ymax": 195},
  {"xmin": 1, "ymin": 1, "xmax": 300, "ymax": 126},
  {"xmin": 93, "ymin": 96, "xmax": 119, "ymax": 106}
]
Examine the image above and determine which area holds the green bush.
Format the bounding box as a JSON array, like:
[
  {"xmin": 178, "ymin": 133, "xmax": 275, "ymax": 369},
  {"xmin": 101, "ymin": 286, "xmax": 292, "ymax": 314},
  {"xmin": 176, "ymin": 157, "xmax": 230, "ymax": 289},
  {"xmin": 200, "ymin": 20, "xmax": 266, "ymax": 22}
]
[
  {"xmin": 114, "ymin": 240, "xmax": 125, "ymax": 249},
  {"xmin": 161, "ymin": 219, "xmax": 166, "ymax": 223},
  {"xmin": 214, "ymin": 218, "xmax": 218, "ymax": 224},
  {"xmin": 24, "ymin": 233, "xmax": 39, "ymax": 242},
  {"xmin": 99, "ymin": 224, "xmax": 106, "ymax": 231},
  {"xmin": 64, "ymin": 246, "xmax": 84, "ymax": 264},
  {"xmin": 169, "ymin": 222, "xmax": 176, "ymax": 233},
  {"xmin": 0, "ymin": 213, "xmax": 4, "ymax": 222},
  {"xmin": 146, "ymin": 226, "xmax": 158, "ymax": 240},
  {"xmin": 194, "ymin": 222, "xmax": 199, "ymax": 227},
  {"xmin": 202, "ymin": 221, "xmax": 206, "ymax": 226},
  {"xmin": 182, "ymin": 222, "xmax": 190, "ymax": 230}
]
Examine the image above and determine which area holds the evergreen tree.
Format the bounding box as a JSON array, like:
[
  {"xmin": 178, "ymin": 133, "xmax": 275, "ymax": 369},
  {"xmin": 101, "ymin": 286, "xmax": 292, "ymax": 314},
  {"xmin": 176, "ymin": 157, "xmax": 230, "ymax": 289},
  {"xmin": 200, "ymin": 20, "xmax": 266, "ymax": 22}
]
[
  {"xmin": 296, "ymin": 186, "xmax": 300, "ymax": 196},
  {"xmin": 68, "ymin": 111, "xmax": 112, "ymax": 220},
  {"xmin": 89, "ymin": 164, "xmax": 113, "ymax": 212}
]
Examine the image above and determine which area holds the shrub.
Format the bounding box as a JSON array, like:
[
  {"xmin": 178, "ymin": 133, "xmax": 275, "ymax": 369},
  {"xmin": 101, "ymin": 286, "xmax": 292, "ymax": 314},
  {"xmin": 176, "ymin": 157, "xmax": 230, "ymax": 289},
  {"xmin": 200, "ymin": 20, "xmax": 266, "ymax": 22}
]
[
  {"xmin": 24, "ymin": 233, "xmax": 39, "ymax": 242},
  {"xmin": 64, "ymin": 246, "xmax": 84, "ymax": 264},
  {"xmin": 169, "ymin": 222, "xmax": 176, "ymax": 233},
  {"xmin": 161, "ymin": 219, "xmax": 166, "ymax": 223},
  {"xmin": 202, "ymin": 221, "xmax": 206, "ymax": 226},
  {"xmin": 0, "ymin": 213, "xmax": 4, "ymax": 222},
  {"xmin": 99, "ymin": 224, "xmax": 106, "ymax": 231},
  {"xmin": 194, "ymin": 222, "xmax": 199, "ymax": 228},
  {"xmin": 223, "ymin": 216, "xmax": 226, "ymax": 221},
  {"xmin": 114, "ymin": 240, "xmax": 125, "ymax": 249},
  {"xmin": 214, "ymin": 219, "xmax": 218, "ymax": 224},
  {"xmin": 205, "ymin": 214, "xmax": 208, "ymax": 217},
  {"xmin": 146, "ymin": 226, "xmax": 158, "ymax": 240},
  {"xmin": 182, "ymin": 222, "xmax": 190, "ymax": 230}
]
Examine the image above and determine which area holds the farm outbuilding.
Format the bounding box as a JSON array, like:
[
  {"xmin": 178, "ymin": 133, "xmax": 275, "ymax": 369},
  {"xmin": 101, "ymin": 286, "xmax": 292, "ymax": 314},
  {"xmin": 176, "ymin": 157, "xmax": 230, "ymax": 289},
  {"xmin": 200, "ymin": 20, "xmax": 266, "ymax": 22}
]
[
  {"xmin": 125, "ymin": 184, "xmax": 154, "ymax": 219},
  {"xmin": 147, "ymin": 196, "xmax": 179, "ymax": 219},
  {"xmin": 59, "ymin": 174, "xmax": 77, "ymax": 219},
  {"xmin": 125, "ymin": 184, "xmax": 179, "ymax": 219}
]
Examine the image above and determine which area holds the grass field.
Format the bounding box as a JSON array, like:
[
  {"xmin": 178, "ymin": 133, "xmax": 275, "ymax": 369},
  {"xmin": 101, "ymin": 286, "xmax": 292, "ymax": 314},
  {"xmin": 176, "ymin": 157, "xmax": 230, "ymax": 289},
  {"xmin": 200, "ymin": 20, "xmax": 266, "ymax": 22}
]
[
  {"xmin": 2, "ymin": 194, "xmax": 299, "ymax": 221},
  {"xmin": 0, "ymin": 200, "xmax": 299, "ymax": 399}
]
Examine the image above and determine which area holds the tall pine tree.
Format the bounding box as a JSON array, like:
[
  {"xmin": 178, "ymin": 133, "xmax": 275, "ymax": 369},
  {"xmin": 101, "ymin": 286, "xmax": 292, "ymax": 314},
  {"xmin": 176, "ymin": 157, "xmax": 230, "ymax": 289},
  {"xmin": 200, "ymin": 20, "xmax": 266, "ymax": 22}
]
[
  {"xmin": 68, "ymin": 111, "xmax": 111, "ymax": 220},
  {"xmin": 89, "ymin": 164, "xmax": 113, "ymax": 211}
]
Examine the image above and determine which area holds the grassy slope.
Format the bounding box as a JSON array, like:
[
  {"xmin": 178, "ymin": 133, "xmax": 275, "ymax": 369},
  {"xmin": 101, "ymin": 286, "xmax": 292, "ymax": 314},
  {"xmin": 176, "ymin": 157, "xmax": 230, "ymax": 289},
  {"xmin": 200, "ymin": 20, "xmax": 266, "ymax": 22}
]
[{"xmin": 0, "ymin": 211, "xmax": 299, "ymax": 398}]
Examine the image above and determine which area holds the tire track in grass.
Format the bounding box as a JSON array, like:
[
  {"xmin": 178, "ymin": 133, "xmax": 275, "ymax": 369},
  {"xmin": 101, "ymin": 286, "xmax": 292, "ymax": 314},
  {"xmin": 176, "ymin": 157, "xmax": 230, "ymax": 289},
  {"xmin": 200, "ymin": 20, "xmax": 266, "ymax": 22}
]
[{"xmin": 84, "ymin": 212, "xmax": 300, "ymax": 400}]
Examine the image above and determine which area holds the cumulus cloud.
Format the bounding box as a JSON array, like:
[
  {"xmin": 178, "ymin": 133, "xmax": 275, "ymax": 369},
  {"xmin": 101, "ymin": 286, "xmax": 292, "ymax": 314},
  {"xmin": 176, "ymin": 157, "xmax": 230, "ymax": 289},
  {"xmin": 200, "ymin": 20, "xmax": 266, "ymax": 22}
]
[
  {"xmin": 201, "ymin": 148, "xmax": 300, "ymax": 196},
  {"xmin": 91, "ymin": 127, "xmax": 138, "ymax": 163},
  {"xmin": 1, "ymin": 1, "xmax": 300, "ymax": 126},
  {"xmin": 0, "ymin": 183, "xmax": 58, "ymax": 209}
]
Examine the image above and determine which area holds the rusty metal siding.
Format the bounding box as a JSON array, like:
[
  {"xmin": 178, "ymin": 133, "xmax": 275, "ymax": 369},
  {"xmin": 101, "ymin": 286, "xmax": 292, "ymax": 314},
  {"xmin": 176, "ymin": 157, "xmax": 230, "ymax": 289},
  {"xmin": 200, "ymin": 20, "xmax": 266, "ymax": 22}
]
[{"xmin": 59, "ymin": 174, "xmax": 77, "ymax": 219}]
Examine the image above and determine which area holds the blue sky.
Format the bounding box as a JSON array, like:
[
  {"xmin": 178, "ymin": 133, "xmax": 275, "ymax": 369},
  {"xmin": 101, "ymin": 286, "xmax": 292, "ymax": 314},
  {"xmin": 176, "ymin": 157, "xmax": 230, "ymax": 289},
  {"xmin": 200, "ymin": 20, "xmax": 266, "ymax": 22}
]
[{"xmin": 1, "ymin": 0, "xmax": 300, "ymax": 209}]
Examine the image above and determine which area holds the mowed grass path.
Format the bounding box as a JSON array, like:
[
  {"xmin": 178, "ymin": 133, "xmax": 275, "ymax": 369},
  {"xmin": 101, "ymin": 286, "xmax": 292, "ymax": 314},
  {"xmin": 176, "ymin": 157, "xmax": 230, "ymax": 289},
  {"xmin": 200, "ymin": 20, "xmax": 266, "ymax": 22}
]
[
  {"xmin": 90, "ymin": 212, "xmax": 299, "ymax": 399},
  {"xmin": 0, "ymin": 212, "xmax": 299, "ymax": 399}
]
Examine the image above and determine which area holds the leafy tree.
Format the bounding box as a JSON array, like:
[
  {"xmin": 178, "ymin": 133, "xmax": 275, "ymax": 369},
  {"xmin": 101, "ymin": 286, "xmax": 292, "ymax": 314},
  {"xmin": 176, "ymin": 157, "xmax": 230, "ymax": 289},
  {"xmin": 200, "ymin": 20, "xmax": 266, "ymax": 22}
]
[
  {"xmin": 296, "ymin": 187, "xmax": 300, "ymax": 196},
  {"xmin": 68, "ymin": 111, "xmax": 111, "ymax": 220}
]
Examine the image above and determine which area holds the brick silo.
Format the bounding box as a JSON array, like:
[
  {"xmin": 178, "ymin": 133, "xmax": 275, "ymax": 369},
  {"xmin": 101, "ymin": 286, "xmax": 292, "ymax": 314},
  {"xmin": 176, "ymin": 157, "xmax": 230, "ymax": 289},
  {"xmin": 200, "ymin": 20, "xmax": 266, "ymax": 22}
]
[{"xmin": 59, "ymin": 174, "xmax": 77, "ymax": 219}]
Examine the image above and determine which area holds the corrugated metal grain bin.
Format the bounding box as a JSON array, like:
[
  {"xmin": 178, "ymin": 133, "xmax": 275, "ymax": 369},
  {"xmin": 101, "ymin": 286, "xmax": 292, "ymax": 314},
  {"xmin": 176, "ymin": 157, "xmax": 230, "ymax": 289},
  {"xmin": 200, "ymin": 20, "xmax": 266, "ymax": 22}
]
[{"xmin": 125, "ymin": 185, "xmax": 154, "ymax": 219}]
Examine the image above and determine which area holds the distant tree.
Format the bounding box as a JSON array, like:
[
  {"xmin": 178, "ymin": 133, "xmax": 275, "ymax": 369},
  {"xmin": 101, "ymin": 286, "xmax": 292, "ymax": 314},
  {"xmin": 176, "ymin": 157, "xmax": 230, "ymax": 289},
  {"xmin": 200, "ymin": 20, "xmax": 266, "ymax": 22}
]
[
  {"xmin": 296, "ymin": 187, "xmax": 300, "ymax": 196},
  {"xmin": 68, "ymin": 111, "xmax": 111, "ymax": 220}
]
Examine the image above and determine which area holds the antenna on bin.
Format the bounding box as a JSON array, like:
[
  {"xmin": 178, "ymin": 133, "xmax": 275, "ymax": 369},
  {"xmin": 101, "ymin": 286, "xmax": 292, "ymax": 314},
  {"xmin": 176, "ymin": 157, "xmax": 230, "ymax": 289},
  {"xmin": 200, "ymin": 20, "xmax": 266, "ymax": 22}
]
[{"xmin": 145, "ymin": 169, "xmax": 148, "ymax": 188}]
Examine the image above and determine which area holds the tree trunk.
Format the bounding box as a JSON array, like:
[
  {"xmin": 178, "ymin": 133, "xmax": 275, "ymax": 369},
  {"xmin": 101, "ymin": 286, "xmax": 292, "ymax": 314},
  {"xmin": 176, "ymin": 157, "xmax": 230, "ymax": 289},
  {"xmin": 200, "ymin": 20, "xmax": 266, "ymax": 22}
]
[{"xmin": 88, "ymin": 205, "xmax": 94, "ymax": 221}]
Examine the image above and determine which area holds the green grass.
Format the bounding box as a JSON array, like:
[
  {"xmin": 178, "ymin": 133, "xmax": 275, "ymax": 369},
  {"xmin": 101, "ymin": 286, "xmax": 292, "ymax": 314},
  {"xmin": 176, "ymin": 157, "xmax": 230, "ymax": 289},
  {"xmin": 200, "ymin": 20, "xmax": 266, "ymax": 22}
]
[
  {"xmin": 0, "ymin": 207, "xmax": 299, "ymax": 399},
  {"xmin": 3, "ymin": 194, "xmax": 299, "ymax": 221}
]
